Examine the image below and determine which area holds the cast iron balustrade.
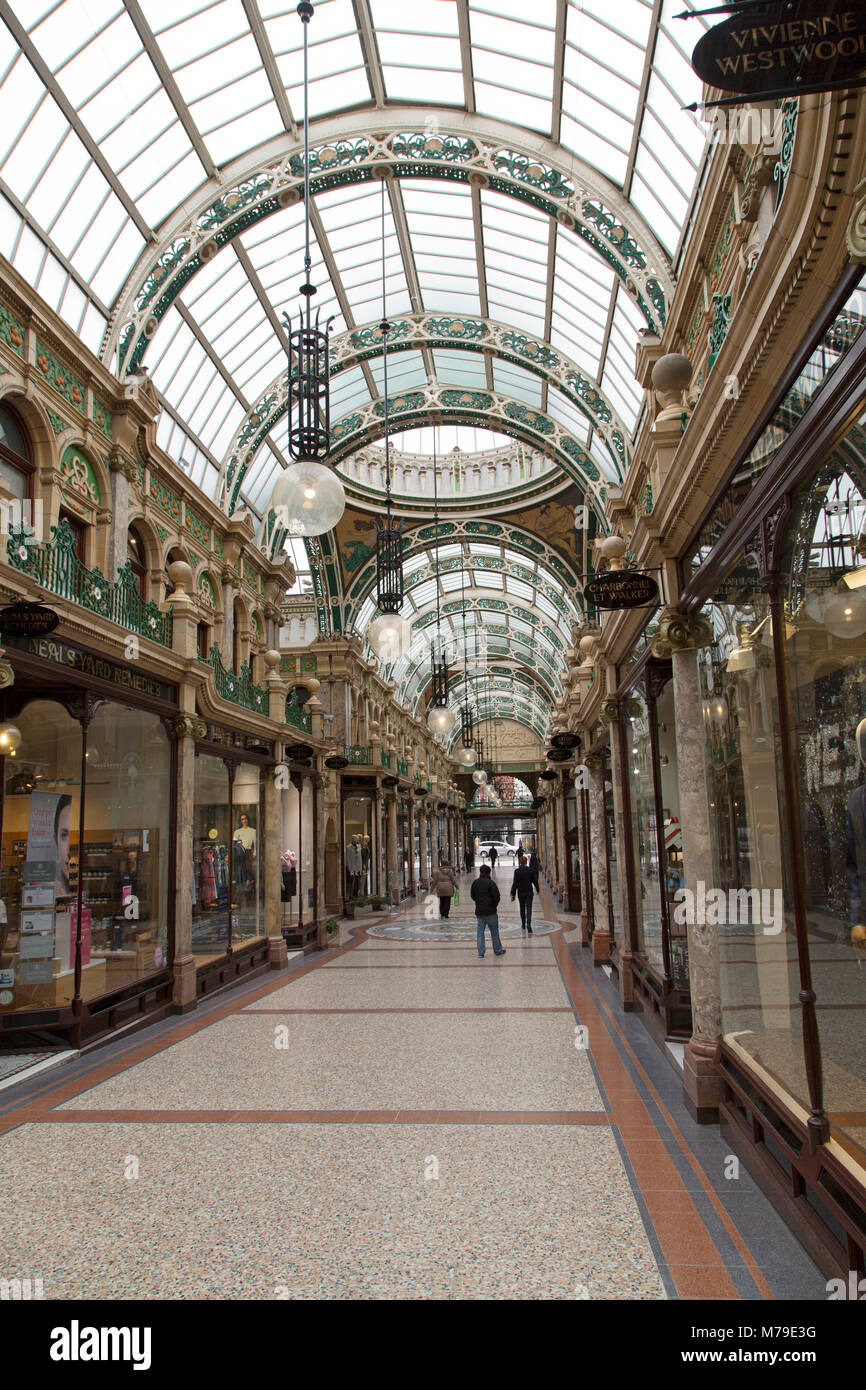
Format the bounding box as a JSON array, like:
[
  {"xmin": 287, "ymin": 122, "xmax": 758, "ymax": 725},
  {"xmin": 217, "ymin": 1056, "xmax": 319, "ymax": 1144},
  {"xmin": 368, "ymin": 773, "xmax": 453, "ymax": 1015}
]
[
  {"xmin": 343, "ymin": 743, "xmax": 372, "ymax": 765},
  {"xmin": 396, "ymin": 756, "xmax": 409, "ymax": 777},
  {"xmin": 208, "ymin": 644, "xmax": 267, "ymax": 713},
  {"xmin": 380, "ymin": 750, "xmax": 392, "ymax": 769},
  {"xmin": 6, "ymin": 520, "xmax": 173, "ymax": 647},
  {"xmin": 285, "ymin": 689, "xmax": 312, "ymax": 732}
]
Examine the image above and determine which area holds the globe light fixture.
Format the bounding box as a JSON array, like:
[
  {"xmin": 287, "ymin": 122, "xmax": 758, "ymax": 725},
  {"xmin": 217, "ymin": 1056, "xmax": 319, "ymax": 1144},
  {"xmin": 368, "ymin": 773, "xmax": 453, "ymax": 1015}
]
[
  {"xmin": 823, "ymin": 587, "xmax": 866, "ymax": 639},
  {"xmin": 367, "ymin": 612, "xmax": 411, "ymax": 663},
  {"xmin": 0, "ymin": 723, "xmax": 21, "ymax": 754},
  {"xmin": 472, "ymin": 768, "xmax": 488, "ymax": 786},
  {"xmin": 271, "ymin": 460, "xmax": 345, "ymax": 538},
  {"xmin": 427, "ymin": 703, "xmax": 456, "ymax": 738},
  {"xmin": 456, "ymin": 744, "xmax": 477, "ymax": 767}
]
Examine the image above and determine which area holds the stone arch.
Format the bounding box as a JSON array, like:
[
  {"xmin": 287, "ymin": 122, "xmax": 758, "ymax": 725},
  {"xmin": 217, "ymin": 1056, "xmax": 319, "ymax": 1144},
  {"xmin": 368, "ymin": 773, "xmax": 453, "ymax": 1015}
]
[{"xmin": 125, "ymin": 511, "xmax": 162, "ymax": 603}]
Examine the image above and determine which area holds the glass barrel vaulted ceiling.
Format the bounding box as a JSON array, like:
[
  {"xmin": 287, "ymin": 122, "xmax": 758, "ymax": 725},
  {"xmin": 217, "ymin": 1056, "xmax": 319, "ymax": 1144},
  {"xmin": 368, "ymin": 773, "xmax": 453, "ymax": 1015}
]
[{"xmin": 0, "ymin": 0, "xmax": 712, "ymax": 737}]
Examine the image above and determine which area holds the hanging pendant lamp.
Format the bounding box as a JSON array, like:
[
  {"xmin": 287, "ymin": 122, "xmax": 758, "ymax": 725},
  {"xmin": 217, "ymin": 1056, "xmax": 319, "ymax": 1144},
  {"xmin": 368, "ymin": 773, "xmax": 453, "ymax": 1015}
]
[
  {"xmin": 269, "ymin": 2, "xmax": 345, "ymax": 538},
  {"xmin": 368, "ymin": 179, "xmax": 410, "ymax": 664},
  {"xmin": 427, "ymin": 431, "xmax": 456, "ymax": 738}
]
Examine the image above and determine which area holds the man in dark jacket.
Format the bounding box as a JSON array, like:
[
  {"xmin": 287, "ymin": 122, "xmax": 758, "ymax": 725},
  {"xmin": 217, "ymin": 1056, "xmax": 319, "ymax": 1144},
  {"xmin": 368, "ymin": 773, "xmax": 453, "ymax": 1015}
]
[
  {"xmin": 489, "ymin": 845, "xmax": 498, "ymax": 871},
  {"xmin": 511, "ymin": 853, "xmax": 540, "ymax": 933},
  {"xmin": 470, "ymin": 864, "xmax": 505, "ymax": 958}
]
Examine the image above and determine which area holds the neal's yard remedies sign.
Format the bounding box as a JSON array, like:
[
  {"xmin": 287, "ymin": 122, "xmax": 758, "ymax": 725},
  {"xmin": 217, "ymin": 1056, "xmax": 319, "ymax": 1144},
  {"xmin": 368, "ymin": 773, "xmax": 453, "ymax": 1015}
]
[{"xmin": 691, "ymin": 4, "xmax": 866, "ymax": 97}]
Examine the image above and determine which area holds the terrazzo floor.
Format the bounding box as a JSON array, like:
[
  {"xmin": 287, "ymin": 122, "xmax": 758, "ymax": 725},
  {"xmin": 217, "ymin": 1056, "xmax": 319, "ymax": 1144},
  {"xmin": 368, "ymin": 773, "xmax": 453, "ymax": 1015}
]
[{"xmin": 0, "ymin": 883, "xmax": 828, "ymax": 1301}]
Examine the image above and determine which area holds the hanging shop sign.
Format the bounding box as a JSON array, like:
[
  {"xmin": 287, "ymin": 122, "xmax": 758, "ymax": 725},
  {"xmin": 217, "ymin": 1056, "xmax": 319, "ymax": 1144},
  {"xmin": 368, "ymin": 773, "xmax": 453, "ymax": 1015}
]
[
  {"xmin": 690, "ymin": 4, "xmax": 866, "ymax": 98},
  {"xmin": 550, "ymin": 732, "xmax": 580, "ymax": 750},
  {"xmin": 0, "ymin": 601, "xmax": 59, "ymax": 638},
  {"xmin": 583, "ymin": 571, "xmax": 660, "ymax": 610}
]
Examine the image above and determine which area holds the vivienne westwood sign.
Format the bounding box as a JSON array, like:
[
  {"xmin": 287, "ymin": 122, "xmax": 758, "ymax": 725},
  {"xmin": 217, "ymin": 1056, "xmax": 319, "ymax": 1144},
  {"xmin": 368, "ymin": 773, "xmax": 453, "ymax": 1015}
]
[
  {"xmin": 583, "ymin": 571, "xmax": 660, "ymax": 611},
  {"xmin": 691, "ymin": 4, "xmax": 866, "ymax": 97}
]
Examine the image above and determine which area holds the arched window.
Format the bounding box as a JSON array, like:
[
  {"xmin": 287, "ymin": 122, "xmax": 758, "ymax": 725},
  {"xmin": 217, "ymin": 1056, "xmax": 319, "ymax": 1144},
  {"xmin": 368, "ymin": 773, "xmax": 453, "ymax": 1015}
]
[
  {"xmin": 0, "ymin": 403, "xmax": 34, "ymax": 504},
  {"xmin": 127, "ymin": 524, "xmax": 147, "ymax": 597}
]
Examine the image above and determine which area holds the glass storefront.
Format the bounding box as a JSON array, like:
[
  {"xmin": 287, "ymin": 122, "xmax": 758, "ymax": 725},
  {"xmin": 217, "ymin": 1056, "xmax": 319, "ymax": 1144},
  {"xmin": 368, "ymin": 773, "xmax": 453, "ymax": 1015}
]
[
  {"xmin": 698, "ymin": 555, "xmax": 803, "ymax": 1121},
  {"xmin": 343, "ymin": 794, "xmax": 375, "ymax": 899},
  {"xmin": 192, "ymin": 748, "xmax": 267, "ymax": 961},
  {"xmin": 625, "ymin": 685, "xmax": 665, "ymax": 976},
  {"xmin": 0, "ymin": 696, "xmax": 171, "ymax": 1015}
]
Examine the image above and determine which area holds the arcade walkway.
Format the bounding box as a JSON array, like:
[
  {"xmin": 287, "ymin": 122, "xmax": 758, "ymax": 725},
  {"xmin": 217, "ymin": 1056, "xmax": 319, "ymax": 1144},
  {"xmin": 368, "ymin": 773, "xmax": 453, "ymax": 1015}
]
[{"xmin": 0, "ymin": 875, "xmax": 825, "ymax": 1300}]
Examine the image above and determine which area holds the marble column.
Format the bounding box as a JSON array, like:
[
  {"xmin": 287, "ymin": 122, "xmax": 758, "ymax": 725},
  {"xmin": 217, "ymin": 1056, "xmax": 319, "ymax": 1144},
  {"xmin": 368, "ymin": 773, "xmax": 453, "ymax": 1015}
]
[
  {"xmin": 314, "ymin": 772, "xmax": 327, "ymax": 949},
  {"xmin": 670, "ymin": 633, "xmax": 724, "ymax": 1122},
  {"xmin": 586, "ymin": 755, "xmax": 610, "ymax": 964},
  {"xmin": 171, "ymin": 710, "xmax": 202, "ymax": 1013},
  {"xmin": 386, "ymin": 793, "xmax": 399, "ymax": 905},
  {"xmin": 265, "ymin": 761, "xmax": 288, "ymax": 970},
  {"xmin": 221, "ymin": 572, "xmax": 236, "ymax": 665}
]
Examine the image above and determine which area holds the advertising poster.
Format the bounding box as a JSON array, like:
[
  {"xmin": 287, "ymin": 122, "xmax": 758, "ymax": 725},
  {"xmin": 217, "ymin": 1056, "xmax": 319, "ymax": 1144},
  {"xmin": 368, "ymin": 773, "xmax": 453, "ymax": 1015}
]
[{"xmin": 26, "ymin": 790, "xmax": 74, "ymax": 898}]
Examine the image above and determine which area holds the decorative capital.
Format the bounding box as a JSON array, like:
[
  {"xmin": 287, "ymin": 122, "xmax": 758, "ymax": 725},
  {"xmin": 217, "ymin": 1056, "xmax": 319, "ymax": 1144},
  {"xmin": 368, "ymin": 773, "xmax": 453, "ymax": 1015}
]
[
  {"xmin": 174, "ymin": 714, "xmax": 207, "ymax": 740},
  {"xmin": 846, "ymin": 178, "xmax": 866, "ymax": 263},
  {"xmin": 584, "ymin": 753, "xmax": 603, "ymax": 773},
  {"xmin": 598, "ymin": 698, "xmax": 619, "ymax": 724},
  {"xmin": 109, "ymin": 451, "xmax": 138, "ymax": 483},
  {"xmin": 651, "ymin": 609, "xmax": 714, "ymax": 658},
  {"xmin": 0, "ymin": 658, "xmax": 15, "ymax": 690}
]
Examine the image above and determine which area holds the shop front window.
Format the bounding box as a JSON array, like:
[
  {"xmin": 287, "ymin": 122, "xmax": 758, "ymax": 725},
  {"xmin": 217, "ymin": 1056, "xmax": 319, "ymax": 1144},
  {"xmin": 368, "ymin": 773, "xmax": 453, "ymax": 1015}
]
[
  {"xmin": 192, "ymin": 754, "xmax": 230, "ymax": 961},
  {"xmin": 232, "ymin": 764, "xmax": 263, "ymax": 944},
  {"xmin": 698, "ymin": 555, "xmax": 800, "ymax": 1109},
  {"xmin": 604, "ymin": 752, "xmax": 621, "ymax": 944},
  {"xmin": 625, "ymin": 686, "xmax": 665, "ymax": 975},
  {"xmin": 344, "ymin": 795, "xmax": 373, "ymax": 899},
  {"xmin": 783, "ymin": 415, "xmax": 866, "ymax": 1165},
  {"xmin": 0, "ymin": 698, "xmax": 171, "ymax": 1017}
]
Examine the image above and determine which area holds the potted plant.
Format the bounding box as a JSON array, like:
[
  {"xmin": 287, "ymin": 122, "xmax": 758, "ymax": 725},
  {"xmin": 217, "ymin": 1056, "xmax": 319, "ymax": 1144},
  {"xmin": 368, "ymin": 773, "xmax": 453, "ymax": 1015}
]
[
  {"xmin": 326, "ymin": 916, "xmax": 339, "ymax": 937},
  {"xmin": 370, "ymin": 894, "xmax": 388, "ymax": 911}
]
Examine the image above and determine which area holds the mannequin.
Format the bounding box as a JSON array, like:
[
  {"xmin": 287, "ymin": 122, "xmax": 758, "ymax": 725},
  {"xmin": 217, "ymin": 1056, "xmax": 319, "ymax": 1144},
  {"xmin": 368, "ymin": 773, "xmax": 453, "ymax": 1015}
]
[
  {"xmin": 845, "ymin": 718, "xmax": 866, "ymax": 950},
  {"xmin": 346, "ymin": 835, "xmax": 363, "ymax": 897}
]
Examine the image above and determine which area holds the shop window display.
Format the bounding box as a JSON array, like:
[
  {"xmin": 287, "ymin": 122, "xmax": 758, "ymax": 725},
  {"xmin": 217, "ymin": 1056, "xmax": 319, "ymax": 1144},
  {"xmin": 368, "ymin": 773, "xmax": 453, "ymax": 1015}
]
[
  {"xmin": 625, "ymin": 687, "xmax": 665, "ymax": 976},
  {"xmin": 232, "ymin": 764, "xmax": 263, "ymax": 944},
  {"xmin": 344, "ymin": 795, "xmax": 374, "ymax": 899},
  {"xmin": 192, "ymin": 754, "xmax": 230, "ymax": 961},
  {"xmin": 782, "ymin": 419, "xmax": 866, "ymax": 1165},
  {"xmin": 698, "ymin": 556, "xmax": 802, "ymax": 1113},
  {"xmin": 0, "ymin": 698, "xmax": 170, "ymax": 1015}
]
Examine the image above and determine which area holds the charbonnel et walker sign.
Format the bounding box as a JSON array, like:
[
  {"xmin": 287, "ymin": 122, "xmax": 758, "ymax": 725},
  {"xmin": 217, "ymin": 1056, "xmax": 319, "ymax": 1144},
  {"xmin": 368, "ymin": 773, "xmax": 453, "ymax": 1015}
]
[{"xmin": 686, "ymin": 3, "xmax": 866, "ymax": 102}]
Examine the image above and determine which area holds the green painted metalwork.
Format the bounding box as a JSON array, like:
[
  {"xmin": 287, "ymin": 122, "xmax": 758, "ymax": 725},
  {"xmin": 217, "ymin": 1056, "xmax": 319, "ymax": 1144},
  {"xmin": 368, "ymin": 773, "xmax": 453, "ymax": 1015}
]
[
  {"xmin": 396, "ymin": 757, "xmax": 409, "ymax": 777},
  {"xmin": 343, "ymin": 744, "xmax": 372, "ymax": 765},
  {"xmin": 707, "ymin": 294, "xmax": 732, "ymax": 372},
  {"xmin": 5, "ymin": 521, "xmax": 173, "ymax": 647},
  {"xmin": 208, "ymin": 644, "xmax": 267, "ymax": 713},
  {"xmin": 285, "ymin": 689, "xmax": 312, "ymax": 732},
  {"xmin": 773, "ymin": 99, "xmax": 798, "ymax": 211}
]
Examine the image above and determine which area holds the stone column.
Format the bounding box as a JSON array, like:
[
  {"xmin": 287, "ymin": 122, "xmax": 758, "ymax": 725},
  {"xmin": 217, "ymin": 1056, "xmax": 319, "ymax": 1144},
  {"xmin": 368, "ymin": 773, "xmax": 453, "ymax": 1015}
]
[
  {"xmin": 655, "ymin": 611, "xmax": 723, "ymax": 1122},
  {"xmin": 603, "ymin": 699, "xmax": 636, "ymax": 1009},
  {"xmin": 265, "ymin": 758, "xmax": 288, "ymax": 970},
  {"xmin": 171, "ymin": 708, "xmax": 205, "ymax": 1012},
  {"xmin": 314, "ymin": 770, "xmax": 328, "ymax": 949},
  {"xmin": 586, "ymin": 755, "xmax": 610, "ymax": 964},
  {"xmin": 107, "ymin": 454, "xmax": 134, "ymax": 581},
  {"xmin": 221, "ymin": 570, "xmax": 236, "ymax": 665},
  {"xmin": 386, "ymin": 793, "xmax": 399, "ymax": 905}
]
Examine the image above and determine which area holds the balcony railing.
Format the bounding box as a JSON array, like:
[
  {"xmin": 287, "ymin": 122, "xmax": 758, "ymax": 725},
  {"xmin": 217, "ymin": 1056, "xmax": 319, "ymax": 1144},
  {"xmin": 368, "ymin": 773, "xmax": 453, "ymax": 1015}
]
[
  {"xmin": 380, "ymin": 750, "xmax": 392, "ymax": 769},
  {"xmin": 396, "ymin": 757, "xmax": 409, "ymax": 777},
  {"xmin": 343, "ymin": 743, "xmax": 372, "ymax": 765},
  {"xmin": 208, "ymin": 644, "xmax": 267, "ymax": 713},
  {"xmin": 285, "ymin": 690, "xmax": 312, "ymax": 733},
  {"xmin": 6, "ymin": 520, "xmax": 173, "ymax": 647}
]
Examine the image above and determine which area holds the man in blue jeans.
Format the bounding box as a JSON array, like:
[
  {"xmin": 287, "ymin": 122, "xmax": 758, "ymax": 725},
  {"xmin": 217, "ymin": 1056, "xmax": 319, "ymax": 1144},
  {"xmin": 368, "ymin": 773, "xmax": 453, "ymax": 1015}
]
[{"xmin": 471, "ymin": 863, "xmax": 506, "ymax": 958}]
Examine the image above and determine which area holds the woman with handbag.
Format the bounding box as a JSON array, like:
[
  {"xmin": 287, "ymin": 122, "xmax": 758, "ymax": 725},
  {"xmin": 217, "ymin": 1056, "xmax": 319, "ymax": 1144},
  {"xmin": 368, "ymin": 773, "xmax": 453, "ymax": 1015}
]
[{"xmin": 430, "ymin": 861, "xmax": 459, "ymax": 919}]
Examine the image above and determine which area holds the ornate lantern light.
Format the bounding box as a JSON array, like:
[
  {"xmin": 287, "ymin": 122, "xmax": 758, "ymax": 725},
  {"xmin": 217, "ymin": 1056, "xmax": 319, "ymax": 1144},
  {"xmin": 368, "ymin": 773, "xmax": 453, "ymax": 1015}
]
[{"xmin": 269, "ymin": 2, "xmax": 345, "ymax": 538}]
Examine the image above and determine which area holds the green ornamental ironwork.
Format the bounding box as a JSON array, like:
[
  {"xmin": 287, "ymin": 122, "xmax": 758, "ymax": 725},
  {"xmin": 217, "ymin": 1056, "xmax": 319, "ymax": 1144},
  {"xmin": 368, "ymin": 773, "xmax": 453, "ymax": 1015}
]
[
  {"xmin": 343, "ymin": 744, "xmax": 372, "ymax": 765},
  {"xmin": 208, "ymin": 644, "xmax": 267, "ymax": 713},
  {"xmin": 285, "ymin": 689, "xmax": 312, "ymax": 732},
  {"xmin": 6, "ymin": 520, "xmax": 173, "ymax": 647}
]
